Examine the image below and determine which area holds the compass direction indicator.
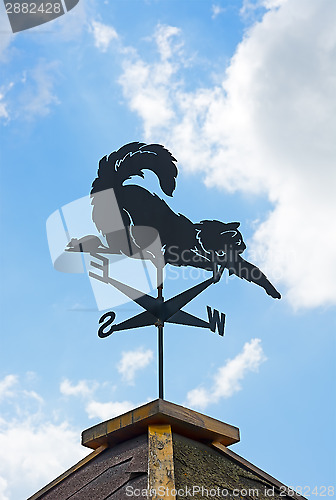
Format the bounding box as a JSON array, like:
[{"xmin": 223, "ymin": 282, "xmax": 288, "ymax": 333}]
[
  {"xmin": 93, "ymin": 269, "xmax": 225, "ymax": 335},
  {"xmin": 207, "ymin": 307, "xmax": 226, "ymax": 336},
  {"xmin": 92, "ymin": 262, "xmax": 226, "ymax": 399}
]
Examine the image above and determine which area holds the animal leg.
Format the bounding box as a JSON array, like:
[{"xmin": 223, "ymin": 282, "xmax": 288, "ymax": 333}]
[{"xmin": 212, "ymin": 263, "xmax": 225, "ymax": 283}]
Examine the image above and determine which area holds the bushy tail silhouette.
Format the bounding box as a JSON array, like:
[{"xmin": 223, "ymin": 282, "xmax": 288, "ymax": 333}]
[{"xmin": 91, "ymin": 142, "xmax": 177, "ymax": 197}]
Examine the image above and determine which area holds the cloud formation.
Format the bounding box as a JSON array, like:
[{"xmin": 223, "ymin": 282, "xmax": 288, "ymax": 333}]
[
  {"xmin": 0, "ymin": 373, "xmax": 148, "ymax": 498},
  {"xmin": 118, "ymin": 0, "xmax": 336, "ymax": 309},
  {"xmin": 0, "ymin": 92, "xmax": 9, "ymax": 120},
  {"xmin": 85, "ymin": 399, "xmax": 135, "ymax": 420},
  {"xmin": 0, "ymin": 419, "xmax": 85, "ymax": 500},
  {"xmin": 0, "ymin": 374, "xmax": 17, "ymax": 400},
  {"xmin": 90, "ymin": 20, "xmax": 118, "ymax": 52},
  {"xmin": 119, "ymin": 24, "xmax": 182, "ymax": 138},
  {"xmin": 117, "ymin": 347, "xmax": 154, "ymax": 385},
  {"xmin": 212, "ymin": 4, "xmax": 226, "ymax": 19},
  {"xmin": 60, "ymin": 378, "xmax": 98, "ymax": 397},
  {"xmin": 0, "ymin": 61, "xmax": 60, "ymax": 122},
  {"xmin": 58, "ymin": 374, "xmax": 149, "ymax": 421},
  {"xmin": 0, "ymin": 374, "xmax": 87, "ymax": 500},
  {"xmin": 186, "ymin": 338, "xmax": 266, "ymax": 409},
  {"xmin": 22, "ymin": 61, "xmax": 60, "ymax": 118},
  {"xmin": 0, "ymin": 82, "xmax": 14, "ymax": 121}
]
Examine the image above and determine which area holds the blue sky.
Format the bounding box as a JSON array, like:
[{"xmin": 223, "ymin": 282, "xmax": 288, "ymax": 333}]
[{"xmin": 0, "ymin": 0, "xmax": 335, "ymax": 498}]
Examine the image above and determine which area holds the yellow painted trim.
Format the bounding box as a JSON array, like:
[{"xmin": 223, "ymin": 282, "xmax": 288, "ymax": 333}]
[
  {"xmin": 148, "ymin": 424, "xmax": 176, "ymax": 500},
  {"xmin": 27, "ymin": 444, "xmax": 108, "ymax": 500}
]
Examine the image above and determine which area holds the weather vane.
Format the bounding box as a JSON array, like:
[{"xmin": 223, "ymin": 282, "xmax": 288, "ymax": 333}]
[{"xmin": 54, "ymin": 142, "xmax": 281, "ymax": 399}]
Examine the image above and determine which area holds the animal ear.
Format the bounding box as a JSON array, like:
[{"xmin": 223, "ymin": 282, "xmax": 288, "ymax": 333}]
[
  {"xmin": 222, "ymin": 222, "xmax": 240, "ymax": 230},
  {"xmin": 197, "ymin": 220, "xmax": 221, "ymax": 228},
  {"xmin": 194, "ymin": 221, "xmax": 206, "ymax": 230},
  {"xmin": 194, "ymin": 220, "xmax": 217, "ymax": 235},
  {"xmin": 197, "ymin": 220, "xmax": 240, "ymax": 231}
]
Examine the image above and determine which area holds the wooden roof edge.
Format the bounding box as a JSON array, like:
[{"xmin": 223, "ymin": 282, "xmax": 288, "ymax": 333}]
[
  {"xmin": 211, "ymin": 442, "xmax": 307, "ymax": 500},
  {"xmin": 159, "ymin": 399, "xmax": 240, "ymax": 438},
  {"xmin": 27, "ymin": 444, "xmax": 108, "ymax": 500},
  {"xmin": 81, "ymin": 398, "xmax": 240, "ymax": 450}
]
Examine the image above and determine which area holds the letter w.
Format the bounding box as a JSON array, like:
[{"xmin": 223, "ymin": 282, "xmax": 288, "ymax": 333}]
[{"xmin": 207, "ymin": 306, "xmax": 225, "ymax": 336}]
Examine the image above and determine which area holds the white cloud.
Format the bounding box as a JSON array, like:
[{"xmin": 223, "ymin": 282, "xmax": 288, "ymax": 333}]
[
  {"xmin": 21, "ymin": 61, "xmax": 60, "ymax": 118},
  {"xmin": 118, "ymin": 0, "xmax": 336, "ymax": 310},
  {"xmin": 117, "ymin": 347, "xmax": 154, "ymax": 384},
  {"xmin": 0, "ymin": 375, "xmax": 18, "ymax": 400},
  {"xmin": 186, "ymin": 338, "xmax": 266, "ymax": 409},
  {"xmin": 154, "ymin": 24, "xmax": 182, "ymax": 61},
  {"xmin": 212, "ymin": 4, "xmax": 226, "ymax": 19},
  {"xmin": 60, "ymin": 378, "xmax": 98, "ymax": 397},
  {"xmin": 0, "ymin": 96, "xmax": 9, "ymax": 120},
  {"xmin": 0, "ymin": 373, "xmax": 149, "ymax": 498},
  {"xmin": 240, "ymin": 0, "xmax": 287, "ymax": 15},
  {"xmin": 23, "ymin": 390, "xmax": 44, "ymax": 406},
  {"xmin": 0, "ymin": 476, "xmax": 9, "ymax": 500},
  {"xmin": 119, "ymin": 24, "xmax": 183, "ymax": 138},
  {"xmin": 0, "ymin": 419, "xmax": 86, "ymax": 499},
  {"xmin": 0, "ymin": 82, "xmax": 14, "ymax": 121},
  {"xmin": 90, "ymin": 20, "xmax": 118, "ymax": 52},
  {"xmin": 0, "ymin": 375, "xmax": 88, "ymax": 500},
  {"xmin": 0, "ymin": 61, "xmax": 59, "ymax": 123},
  {"xmin": 86, "ymin": 399, "xmax": 134, "ymax": 420}
]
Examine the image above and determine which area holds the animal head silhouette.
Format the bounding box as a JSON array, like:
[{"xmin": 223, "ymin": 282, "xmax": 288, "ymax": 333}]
[{"xmin": 196, "ymin": 220, "xmax": 246, "ymax": 259}]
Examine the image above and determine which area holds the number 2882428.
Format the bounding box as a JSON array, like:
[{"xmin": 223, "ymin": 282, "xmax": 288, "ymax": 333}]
[{"xmin": 5, "ymin": 3, "xmax": 62, "ymax": 14}]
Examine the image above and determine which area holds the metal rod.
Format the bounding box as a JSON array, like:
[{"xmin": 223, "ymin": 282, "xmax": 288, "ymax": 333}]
[
  {"xmin": 157, "ymin": 266, "xmax": 164, "ymax": 400},
  {"xmin": 158, "ymin": 325, "xmax": 164, "ymax": 399}
]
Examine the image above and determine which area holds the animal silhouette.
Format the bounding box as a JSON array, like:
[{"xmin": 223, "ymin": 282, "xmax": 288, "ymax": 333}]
[
  {"xmin": 79, "ymin": 142, "xmax": 280, "ymax": 299},
  {"xmin": 66, "ymin": 235, "xmax": 109, "ymax": 253}
]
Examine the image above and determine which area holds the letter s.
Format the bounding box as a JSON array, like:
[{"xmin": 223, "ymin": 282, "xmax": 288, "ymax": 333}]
[
  {"xmin": 125, "ymin": 485, "xmax": 133, "ymax": 497},
  {"xmin": 98, "ymin": 311, "xmax": 116, "ymax": 338}
]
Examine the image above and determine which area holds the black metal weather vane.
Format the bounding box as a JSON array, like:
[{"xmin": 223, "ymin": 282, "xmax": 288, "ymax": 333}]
[{"xmin": 65, "ymin": 141, "xmax": 281, "ymax": 399}]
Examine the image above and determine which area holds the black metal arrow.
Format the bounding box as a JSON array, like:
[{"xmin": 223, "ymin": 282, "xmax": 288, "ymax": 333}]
[{"xmin": 90, "ymin": 272, "xmax": 214, "ymax": 324}]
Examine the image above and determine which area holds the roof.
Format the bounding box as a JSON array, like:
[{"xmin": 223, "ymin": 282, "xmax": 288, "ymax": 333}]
[
  {"xmin": 29, "ymin": 399, "xmax": 306, "ymax": 500},
  {"xmin": 82, "ymin": 398, "xmax": 240, "ymax": 450}
]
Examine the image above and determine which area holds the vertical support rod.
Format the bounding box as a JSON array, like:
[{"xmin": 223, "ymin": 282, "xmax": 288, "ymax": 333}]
[
  {"xmin": 157, "ymin": 266, "xmax": 164, "ymax": 400},
  {"xmin": 158, "ymin": 325, "xmax": 164, "ymax": 400}
]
